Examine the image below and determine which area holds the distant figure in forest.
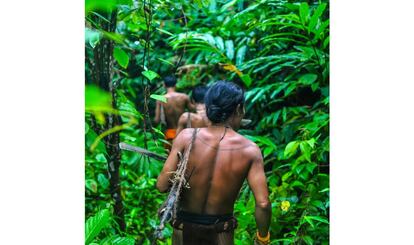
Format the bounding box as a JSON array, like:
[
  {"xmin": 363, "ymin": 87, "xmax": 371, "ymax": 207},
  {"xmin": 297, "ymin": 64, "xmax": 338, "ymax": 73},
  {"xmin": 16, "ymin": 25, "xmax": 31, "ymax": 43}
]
[
  {"xmin": 176, "ymin": 85, "xmax": 210, "ymax": 136},
  {"xmin": 156, "ymin": 81, "xmax": 271, "ymax": 245},
  {"xmin": 154, "ymin": 75, "xmax": 195, "ymax": 150}
]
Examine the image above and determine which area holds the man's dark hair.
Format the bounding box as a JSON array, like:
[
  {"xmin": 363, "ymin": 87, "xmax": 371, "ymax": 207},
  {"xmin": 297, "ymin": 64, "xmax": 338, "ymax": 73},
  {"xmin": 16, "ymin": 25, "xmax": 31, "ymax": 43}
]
[
  {"xmin": 164, "ymin": 75, "xmax": 177, "ymax": 87},
  {"xmin": 191, "ymin": 85, "xmax": 208, "ymax": 104},
  {"xmin": 205, "ymin": 81, "xmax": 244, "ymax": 123}
]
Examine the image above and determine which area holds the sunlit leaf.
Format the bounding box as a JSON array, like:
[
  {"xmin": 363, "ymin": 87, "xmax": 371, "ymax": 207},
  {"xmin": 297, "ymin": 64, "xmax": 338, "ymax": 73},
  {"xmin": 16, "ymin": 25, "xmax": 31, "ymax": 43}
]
[
  {"xmin": 85, "ymin": 209, "xmax": 110, "ymax": 244},
  {"xmin": 86, "ymin": 179, "xmax": 98, "ymax": 193},
  {"xmin": 215, "ymin": 36, "xmax": 224, "ymax": 51},
  {"xmin": 142, "ymin": 70, "xmax": 159, "ymax": 81},
  {"xmin": 225, "ymin": 40, "xmax": 234, "ymax": 60},
  {"xmin": 236, "ymin": 45, "xmax": 247, "ymax": 66},
  {"xmin": 150, "ymin": 94, "xmax": 167, "ymax": 103},
  {"xmin": 85, "ymin": 28, "xmax": 102, "ymax": 48},
  {"xmin": 299, "ymin": 74, "xmax": 318, "ymax": 85},
  {"xmin": 299, "ymin": 2, "xmax": 310, "ymax": 25},
  {"xmin": 97, "ymin": 173, "xmax": 110, "ymax": 189},
  {"xmin": 308, "ymin": 3, "xmax": 327, "ymax": 33},
  {"xmin": 85, "ymin": 0, "xmax": 117, "ymax": 14},
  {"xmin": 85, "ymin": 85, "xmax": 112, "ymax": 110},
  {"xmin": 284, "ymin": 141, "xmax": 299, "ymax": 158},
  {"xmin": 113, "ymin": 47, "xmax": 129, "ymax": 69}
]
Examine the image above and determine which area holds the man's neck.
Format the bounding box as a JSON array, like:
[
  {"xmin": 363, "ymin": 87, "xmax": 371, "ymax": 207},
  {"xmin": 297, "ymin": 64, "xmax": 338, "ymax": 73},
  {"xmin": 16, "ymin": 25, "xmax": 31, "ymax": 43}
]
[
  {"xmin": 195, "ymin": 104, "xmax": 206, "ymax": 113},
  {"xmin": 166, "ymin": 87, "xmax": 176, "ymax": 93}
]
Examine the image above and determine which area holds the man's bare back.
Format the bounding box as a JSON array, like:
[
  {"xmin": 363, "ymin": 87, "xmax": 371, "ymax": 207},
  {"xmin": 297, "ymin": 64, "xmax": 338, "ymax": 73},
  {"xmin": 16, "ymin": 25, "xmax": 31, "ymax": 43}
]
[
  {"xmin": 160, "ymin": 92, "xmax": 191, "ymax": 128},
  {"xmin": 157, "ymin": 127, "xmax": 269, "ymax": 215},
  {"xmin": 176, "ymin": 108, "xmax": 210, "ymax": 135},
  {"xmin": 155, "ymin": 92, "xmax": 193, "ymax": 129},
  {"xmin": 181, "ymin": 127, "xmax": 264, "ymax": 214}
]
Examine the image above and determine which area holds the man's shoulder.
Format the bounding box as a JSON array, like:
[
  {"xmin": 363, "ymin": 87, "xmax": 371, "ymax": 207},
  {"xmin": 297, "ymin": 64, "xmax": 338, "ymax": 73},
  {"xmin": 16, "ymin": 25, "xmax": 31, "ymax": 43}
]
[
  {"xmin": 233, "ymin": 134, "xmax": 260, "ymax": 155},
  {"xmin": 175, "ymin": 128, "xmax": 196, "ymax": 143},
  {"xmin": 174, "ymin": 91, "xmax": 189, "ymax": 98}
]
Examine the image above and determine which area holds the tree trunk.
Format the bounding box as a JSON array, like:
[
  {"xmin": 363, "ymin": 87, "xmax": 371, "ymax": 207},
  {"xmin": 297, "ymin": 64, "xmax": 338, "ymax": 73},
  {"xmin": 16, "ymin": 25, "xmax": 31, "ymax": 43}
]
[{"xmin": 90, "ymin": 9, "xmax": 126, "ymax": 232}]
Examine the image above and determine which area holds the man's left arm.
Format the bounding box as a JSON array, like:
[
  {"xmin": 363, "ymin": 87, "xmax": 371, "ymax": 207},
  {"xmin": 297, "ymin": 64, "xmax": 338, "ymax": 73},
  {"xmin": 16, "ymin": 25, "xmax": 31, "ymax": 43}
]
[{"xmin": 154, "ymin": 101, "xmax": 161, "ymax": 124}]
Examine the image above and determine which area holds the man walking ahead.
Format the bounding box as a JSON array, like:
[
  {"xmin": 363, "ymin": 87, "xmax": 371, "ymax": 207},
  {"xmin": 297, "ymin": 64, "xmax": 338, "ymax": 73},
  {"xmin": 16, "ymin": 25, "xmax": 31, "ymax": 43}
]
[
  {"xmin": 156, "ymin": 81, "xmax": 271, "ymax": 245},
  {"xmin": 154, "ymin": 75, "xmax": 194, "ymax": 149},
  {"xmin": 176, "ymin": 85, "xmax": 210, "ymax": 136}
]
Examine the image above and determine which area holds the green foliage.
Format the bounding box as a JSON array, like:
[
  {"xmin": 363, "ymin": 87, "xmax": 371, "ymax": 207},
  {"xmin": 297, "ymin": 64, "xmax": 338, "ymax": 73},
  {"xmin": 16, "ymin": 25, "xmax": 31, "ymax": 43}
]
[
  {"xmin": 85, "ymin": 209, "xmax": 110, "ymax": 244},
  {"xmin": 113, "ymin": 47, "xmax": 129, "ymax": 69},
  {"xmin": 85, "ymin": 0, "xmax": 329, "ymax": 244},
  {"xmin": 149, "ymin": 94, "xmax": 166, "ymax": 103},
  {"xmin": 142, "ymin": 70, "xmax": 159, "ymax": 82}
]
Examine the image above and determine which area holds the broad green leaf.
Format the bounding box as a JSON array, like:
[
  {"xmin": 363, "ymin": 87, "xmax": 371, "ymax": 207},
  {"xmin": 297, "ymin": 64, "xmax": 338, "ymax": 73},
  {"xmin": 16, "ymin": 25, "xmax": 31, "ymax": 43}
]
[
  {"xmin": 97, "ymin": 173, "xmax": 109, "ymax": 189},
  {"xmin": 103, "ymin": 31, "xmax": 125, "ymax": 44},
  {"xmin": 282, "ymin": 107, "xmax": 287, "ymax": 122},
  {"xmin": 236, "ymin": 45, "xmax": 247, "ymax": 66},
  {"xmin": 85, "ymin": 123, "xmax": 90, "ymax": 134},
  {"xmin": 282, "ymin": 171, "xmax": 292, "ymax": 182},
  {"xmin": 303, "ymin": 216, "xmax": 315, "ymax": 228},
  {"xmin": 295, "ymin": 163, "xmax": 306, "ymax": 175},
  {"xmin": 299, "ymin": 141, "xmax": 312, "ymax": 162},
  {"xmin": 85, "ymin": 209, "xmax": 110, "ymax": 244},
  {"xmin": 299, "ymin": 2, "xmax": 310, "ymax": 25},
  {"xmin": 95, "ymin": 153, "xmax": 107, "ymax": 163},
  {"xmin": 305, "ymin": 215, "xmax": 329, "ymax": 225},
  {"xmin": 85, "ymin": 28, "xmax": 102, "ymax": 48},
  {"xmin": 225, "ymin": 40, "xmax": 234, "ymax": 60},
  {"xmin": 314, "ymin": 20, "xmax": 329, "ymax": 40},
  {"xmin": 290, "ymin": 180, "xmax": 305, "ymax": 189},
  {"xmin": 85, "ymin": 85, "xmax": 112, "ymax": 110},
  {"xmin": 220, "ymin": 0, "xmax": 236, "ymax": 12},
  {"xmin": 85, "ymin": 179, "xmax": 98, "ymax": 193},
  {"xmin": 113, "ymin": 47, "xmax": 129, "ymax": 69},
  {"xmin": 308, "ymin": 3, "xmax": 327, "ymax": 33},
  {"xmin": 323, "ymin": 36, "xmax": 330, "ymax": 49},
  {"xmin": 299, "ymin": 74, "xmax": 318, "ymax": 85},
  {"xmin": 305, "ymin": 162, "xmax": 318, "ymax": 173},
  {"xmin": 302, "ymin": 235, "xmax": 314, "ymax": 245},
  {"xmin": 284, "ymin": 83, "xmax": 296, "ymax": 96},
  {"xmin": 142, "ymin": 70, "xmax": 159, "ymax": 81},
  {"xmin": 284, "ymin": 141, "xmax": 299, "ymax": 158},
  {"xmin": 232, "ymin": 0, "xmax": 263, "ymax": 19},
  {"xmin": 240, "ymin": 74, "xmax": 252, "ymax": 87},
  {"xmin": 307, "ymin": 138, "xmax": 316, "ymax": 148},
  {"xmin": 85, "ymin": 0, "xmax": 116, "ymax": 14},
  {"xmin": 215, "ymin": 36, "xmax": 224, "ymax": 51},
  {"xmin": 150, "ymin": 94, "xmax": 167, "ymax": 103},
  {"xmin": 263, "ymin": 147, "xmax": 273, "ymax": 158}
]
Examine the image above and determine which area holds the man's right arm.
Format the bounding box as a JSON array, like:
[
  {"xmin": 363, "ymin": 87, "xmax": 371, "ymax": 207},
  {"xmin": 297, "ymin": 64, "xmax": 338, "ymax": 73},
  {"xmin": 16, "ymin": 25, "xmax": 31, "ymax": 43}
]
[{"xmin": 247, "ymin": 145, "xmax": 271, "ymax": 240}]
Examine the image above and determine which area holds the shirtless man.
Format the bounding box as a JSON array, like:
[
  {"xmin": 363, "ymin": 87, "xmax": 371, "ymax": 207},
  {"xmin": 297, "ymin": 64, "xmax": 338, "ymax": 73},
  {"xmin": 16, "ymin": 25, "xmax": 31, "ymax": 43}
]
[
  {"xmin": 154, "ymin": 75, "xmax": 195, "ymax": 149},
  {"xmin": 176, "ymin": 85, "xmax": 210, "ymax": 136},
  {"xmin": 156, "ymin": 81, "xmax": 271, "ymax": 245}
]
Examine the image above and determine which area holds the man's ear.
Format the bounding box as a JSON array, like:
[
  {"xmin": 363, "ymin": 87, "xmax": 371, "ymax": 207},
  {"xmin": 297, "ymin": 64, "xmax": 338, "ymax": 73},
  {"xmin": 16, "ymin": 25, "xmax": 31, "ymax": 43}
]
[{"xmin": 236, "ymin": 104, "xmax": 244, "ymax": 116}]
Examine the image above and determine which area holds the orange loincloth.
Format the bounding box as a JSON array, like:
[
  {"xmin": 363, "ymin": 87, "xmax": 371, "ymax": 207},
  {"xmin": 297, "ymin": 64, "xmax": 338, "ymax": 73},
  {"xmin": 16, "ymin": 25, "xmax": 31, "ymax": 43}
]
[
  {"xmin": 164, "ymin": 129, "xmax": 177, "ymax": 152},
  {"xmin": 165, "ymin": 129, "xmax": 177, "ymax": 140}
]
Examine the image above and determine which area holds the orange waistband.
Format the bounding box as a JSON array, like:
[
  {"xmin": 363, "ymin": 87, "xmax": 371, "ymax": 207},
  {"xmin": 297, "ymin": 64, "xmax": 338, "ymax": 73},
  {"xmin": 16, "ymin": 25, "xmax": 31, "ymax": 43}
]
[{"xmin": 165, "ymin": 129, "xmax": 177, "ymax": 140}]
